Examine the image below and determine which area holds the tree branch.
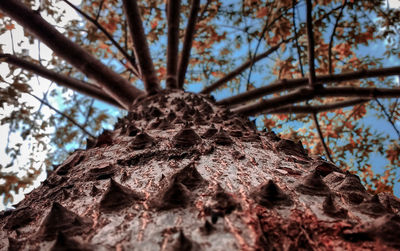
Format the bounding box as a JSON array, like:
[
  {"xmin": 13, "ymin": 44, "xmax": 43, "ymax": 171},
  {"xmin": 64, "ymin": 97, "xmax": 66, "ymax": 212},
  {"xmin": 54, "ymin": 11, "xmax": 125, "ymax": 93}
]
[
  {"xmin": 268, "ymin": 98, "xmax": 370, "ymax": 114},
  {"xmin": 62, "ymin": 0, "xmax": 140, "ymax": 77},
  {"xmin": 328, "ymin": 1, "xmax": 346, "ymax": 74},
  {"xmin": 233, "ymin": 86, "xmax": 400, "ymax": 116},
  {"xmin": 305, "ymin": 0, "xmax": 316, "ymax": 87},
  {"xmin": 177, "ymin": 0, "xmax": 200, "ymax": 89},
  {"xmin": 217, "ymin": 65, "xmax": 400, "ymax": 106},
  {"xmin": 200, "ymin": 39, "xmax": 288, "ymax": 94},
  {"xmin": 246, "ymin": 6, "xmax": 292, "ymax": 88},
  {"xmin": 0, "ymin": 0, "xmax": 144, "ymax": 109},
  {"xmin": 292, "ymin": 0, "xmax": 304, "ymax": 77},
  {"xmin": 312, "ymin": 112, "xmax": 334, "ymax": 162},
  {"xmin": 305, "ymin": 0, "xmax": 331, "ymax": 160},
  {"xmin": 375, "ymin": 98, "xmax": 400, "ymax": 139},
  {"xmin": 122, "ymin": 0, "xmax": 161, "ymax": 94},
  {"xmin": 0, "ymin": 53, "xmax": 123, "ymax": 108},
  {"xmin": 29, "ymin": 93, "xmax": 95, "ymax": 138},
  {"xmin": 166, "ymin": 0, "xmax": 181, "ymax": 89}
]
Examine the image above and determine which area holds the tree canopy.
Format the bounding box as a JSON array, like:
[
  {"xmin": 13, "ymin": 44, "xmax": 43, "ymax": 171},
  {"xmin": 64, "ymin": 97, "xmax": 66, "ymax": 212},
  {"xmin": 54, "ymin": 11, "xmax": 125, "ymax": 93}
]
[{"xmin": 0, "ymin": 0, "xmax": 399, "ymax": 206}]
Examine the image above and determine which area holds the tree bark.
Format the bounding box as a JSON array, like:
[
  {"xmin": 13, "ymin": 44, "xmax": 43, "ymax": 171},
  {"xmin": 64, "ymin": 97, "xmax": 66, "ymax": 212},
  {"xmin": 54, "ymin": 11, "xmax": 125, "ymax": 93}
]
[{"xmin": 1, "ymin": 91, "xmax": 400, "ymax": 250}]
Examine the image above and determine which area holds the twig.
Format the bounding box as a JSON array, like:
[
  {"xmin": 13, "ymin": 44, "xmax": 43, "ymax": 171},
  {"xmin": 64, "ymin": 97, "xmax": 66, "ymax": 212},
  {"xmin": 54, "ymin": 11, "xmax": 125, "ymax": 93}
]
[
  {"xmin": 0, "ymin": 0, "xmax": 144, "ymax": 109},
  {"xmin": 268, "ymin": 98, "xmax": 370, "ymax": 114},
  {"xmin": 328, "ymin": 1, "xmax": 346, "ymax": 74},
  {"xmin": 375, "ymin": 98, "xmax": 400, "ymax": 139},
  {"xmin": 0, "ymin": 53, "xmax": 123, "ymax": 108},
  {"xmin": 233, "ymin": 86, "xmax": 400, "ymax": 116},
  {"xmin": 246, "ymin": 6, "xmax": 291, "ymax": 87},
  {"xmin": 78, "ymin": 98, "xmax": 95, "ymax": 147},
  {"xmin": 29, "ymin": 93, "xmax": 95, "ymax": 138},
  {"xmin": 177, "ymin": 0, "xmax": 200, "ymax": 89},
  {"xmin": 198, "ymin": 0, "xmax": 211, "ymax": 21},
  {"xmin": 217, "ymin": 65, "xmax": 400, "ymax": 106},
  {"xmin": 292, "ymin": 0, "xmax": 304, "ymax": 77},
  {"xmin": 166, "ymin": 0, "xmax": 181, "ymax": 89},
  {"xmin": 95, "ymin": 0, "xmax": 104, "ymax": 21},
  {"xmin": 62, "ymin": 0, "xmax": 140, "ymax": 77},
  {"xmin": 200, "ymin": 39, "xmax": 289, "ymax": 94},
  {"xmin": 122, "ymin": 0, "xmax": 161, "ymax": 94},
  {"xmin": 9, "ymin": 29, "xmax": 16, "ymax": 54},
  {"xmin": 312, "ymin": 112, "xmax": 334, "ymax": 162}
]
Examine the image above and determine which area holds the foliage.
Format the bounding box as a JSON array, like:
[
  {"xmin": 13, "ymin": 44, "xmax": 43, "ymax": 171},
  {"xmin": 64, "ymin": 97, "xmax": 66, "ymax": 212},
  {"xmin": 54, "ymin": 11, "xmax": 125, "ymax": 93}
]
[{"xmin": 0, "ymin": 0, "xmax": 399, "ymax": 206}]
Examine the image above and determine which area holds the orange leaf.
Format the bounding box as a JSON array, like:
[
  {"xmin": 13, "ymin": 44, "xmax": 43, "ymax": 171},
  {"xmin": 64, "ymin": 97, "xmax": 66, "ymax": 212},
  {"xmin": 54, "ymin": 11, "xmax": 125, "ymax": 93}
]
[
  {"xmin": 151, "ymin": 21, "xmax": 158, "ymax": 29},
  {"xmin": 5, "ymin": 24, "xmax": 15, "ymax": 30},
  {"xmin": 99, "ymin": 42, "xmax": 108, "ymax": 50},
  {"xmin": 256, "ymin": 7, "xmax": 268, "ymax": 18}
]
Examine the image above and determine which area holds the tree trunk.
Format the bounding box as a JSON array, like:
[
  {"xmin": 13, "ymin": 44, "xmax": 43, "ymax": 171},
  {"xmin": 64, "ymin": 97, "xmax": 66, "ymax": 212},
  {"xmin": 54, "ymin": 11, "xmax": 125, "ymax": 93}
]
[{"xmin": 1, "ymin": 90, "xmax": 400, "ymax": 250}]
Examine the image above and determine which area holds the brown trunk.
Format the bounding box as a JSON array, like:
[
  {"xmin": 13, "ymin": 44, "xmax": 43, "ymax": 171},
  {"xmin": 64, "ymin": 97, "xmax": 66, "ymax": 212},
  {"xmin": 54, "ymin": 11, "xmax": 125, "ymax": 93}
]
[{"xmin": 1, "ymin": 91, "xmax": 400, "ymax": 250}]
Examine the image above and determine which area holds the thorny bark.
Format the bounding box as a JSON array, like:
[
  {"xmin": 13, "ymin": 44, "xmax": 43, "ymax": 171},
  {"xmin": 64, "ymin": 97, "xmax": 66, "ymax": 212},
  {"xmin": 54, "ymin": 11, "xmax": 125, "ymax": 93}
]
[
  {"xmin": 1, "ymin": 91, "xmax": 399, "ymax": 250},
  {"xmin": 0, "ymin": 0, "xmax": 144, "ymax": 110}
]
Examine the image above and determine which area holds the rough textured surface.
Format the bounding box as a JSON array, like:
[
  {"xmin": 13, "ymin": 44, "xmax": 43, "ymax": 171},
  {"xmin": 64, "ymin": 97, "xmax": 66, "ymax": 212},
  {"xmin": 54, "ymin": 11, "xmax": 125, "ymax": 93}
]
[{"xmin": 1, "ymin": 90, "xmax": 400, "ymax": 250}]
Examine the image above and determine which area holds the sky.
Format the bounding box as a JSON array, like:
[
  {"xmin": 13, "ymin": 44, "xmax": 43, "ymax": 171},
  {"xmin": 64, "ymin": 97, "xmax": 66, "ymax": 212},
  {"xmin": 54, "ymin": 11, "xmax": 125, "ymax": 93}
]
[{"xmin": 0, "ymin": 0, "xmax": 400, "ymax": 210}]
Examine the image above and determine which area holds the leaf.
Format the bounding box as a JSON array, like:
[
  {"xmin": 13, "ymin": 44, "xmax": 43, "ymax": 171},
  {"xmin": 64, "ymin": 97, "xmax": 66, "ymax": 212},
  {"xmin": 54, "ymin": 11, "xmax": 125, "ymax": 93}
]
[
  {"xmin": 5, "ymin": 23, "xmax": 15, "ymax": 30},
  {"xmin": 151, "ymin": 20, "xmax": 158, "ymax": 29},
  {"xmin": 13, "ymin": 82, "xmax": 31, "ymax": 93},
  {"xmin": 256, "ymin": 7, "xmax": 268, "ymax": 18}
]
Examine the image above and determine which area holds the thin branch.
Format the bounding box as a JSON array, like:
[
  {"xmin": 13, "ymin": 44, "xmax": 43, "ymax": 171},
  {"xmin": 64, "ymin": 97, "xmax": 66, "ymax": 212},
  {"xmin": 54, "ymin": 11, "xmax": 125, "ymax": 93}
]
[
  {"xmin": 0, "ymin": 0, "xmax": 144, "ymax": 109},
  {"xmin": 95, "ymin": 0, "xmax": 105, "ymax": 21},
  {"xmin": 247, "ymin": 7, "xmax": 291, "ymax": 87},
  {"xmin": 268, "ymin": 98, "xmax": 370, "ymax": 114},
  {"xmin": 305, "ymin": 0, "xmax": 316, "ymax": 87},
  {"xmin": 29, "ymin": 93, "xmax": 95, "ymax": 138},
  {"xmin": 166, "ymin": 0, "xmax": 181, "ymax": 89},
  {"xmin": 198, "ymin": 0, "xmax": 211, "ymax": 21},
  {"xmin": 292, "ymin": 0, "xmax": 304, "ymax": 77},
  {"xmin": 233, "ymin": 86, "xmax": 400, "ymax": 116},
  {"xmin": 177, "ymin": 0, "xmax": 200, "ymax": 89},
  {"xmin": 328, "ymin": 1, "xmax": 346, "ymax": 74},
  {"xmin": 375, "ymin": 98, "xmax": 400, "ymax": 139},
  {"xmin": 313, "ymin": 112, "xmax": 333, "ymax": 162},
  {"xmin": 79, "ymin": 98, "xmax": 95, "ymax": 147},
  {"xmin": 122, "ymin": 0, "xmax": 161, "ymax": 94},
  {"xmin": 9, "ymin": 29, "xmax": 16, "ymax": 54},
  {"xmin": 201, "ymin": 2, "xmax": 344, "ymax": 95},
  {"xmin": 200, "ymin": 39, "xmax": 289, "ymax": 94},
  {"xmin": 0, "ymin": 53, "xmax": 123, "ymax": 109},
  {"xmin": 62, "ymin": 0, "xmax": 140, "ymax": 77},
  {"xmin": 217, "ymin": 65, "xmax": 400, "ymax": 106}
]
